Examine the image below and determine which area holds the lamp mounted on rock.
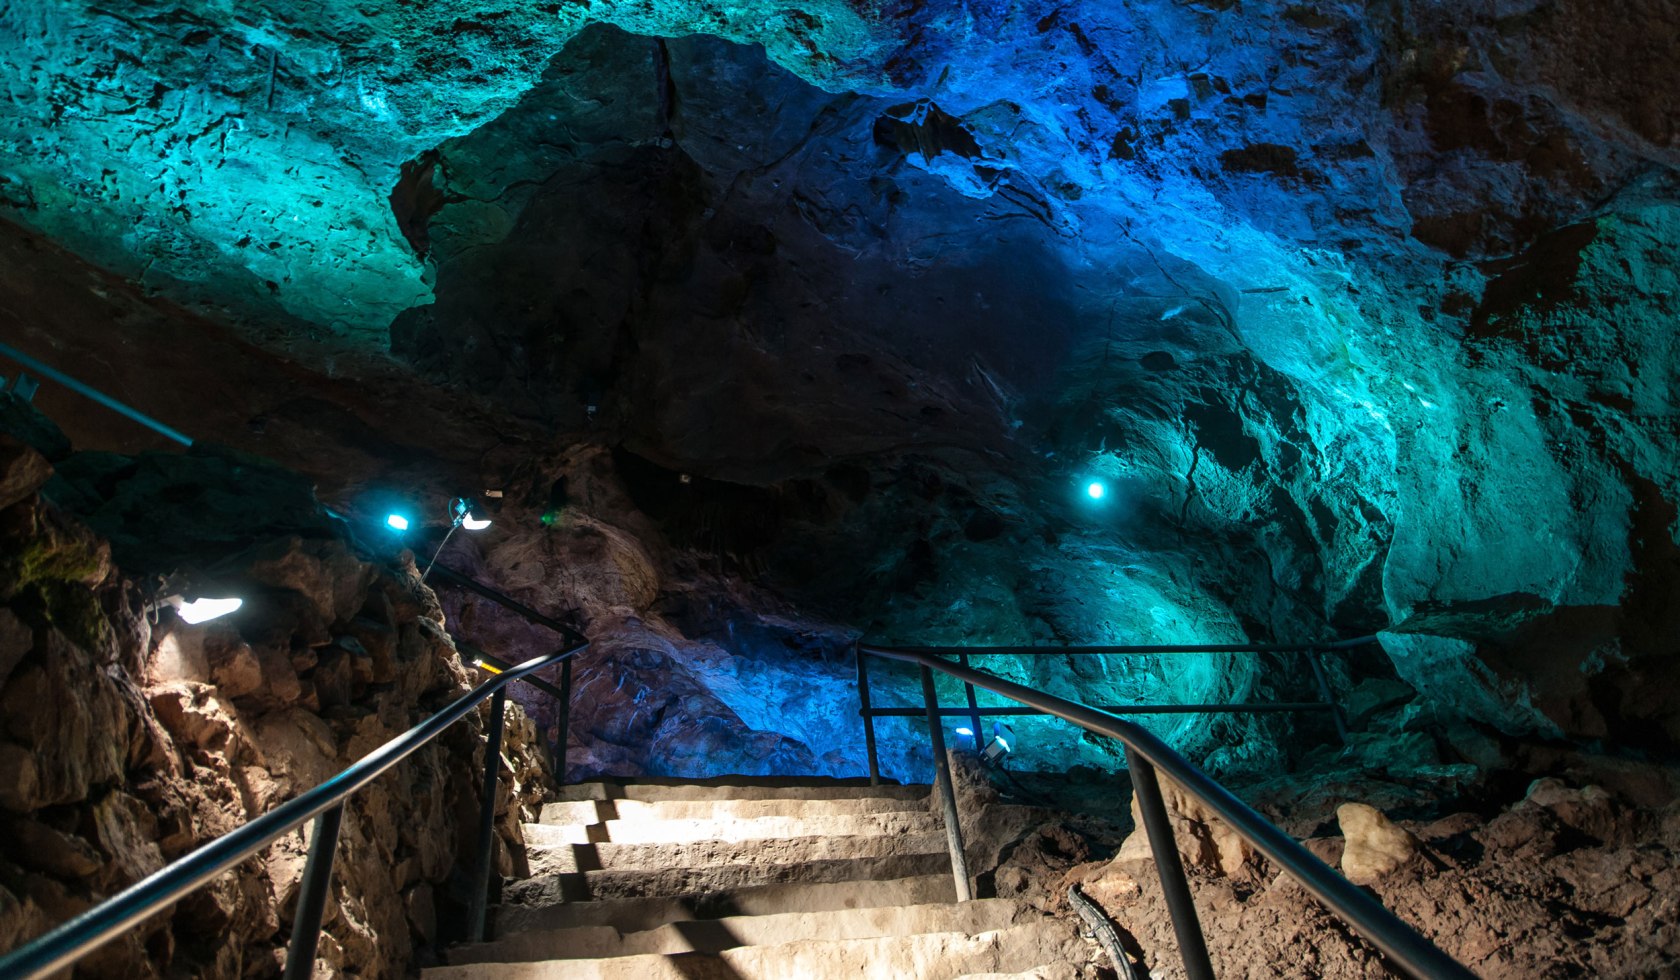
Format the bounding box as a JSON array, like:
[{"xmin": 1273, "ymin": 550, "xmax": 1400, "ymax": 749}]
[
  {"xmin": 981, "ymin": 721, "xmax": 1014, "ymax": 767},
  {"xmin": 420, "ymin": 496, "xmax": 494, "ymax": 580},
  {"xmin": 453, "ymin": 497, "xmax": 493, "ymax": 531},
  {"xmin": 167, "ymin": 594, "xmax": 243, "ymax": 625}
]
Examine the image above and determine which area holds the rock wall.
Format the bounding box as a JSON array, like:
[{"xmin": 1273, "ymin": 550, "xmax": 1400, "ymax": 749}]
[
  {"xmin": 0, "ymin": 406, "xmax": 547, "ymax": 977},
  {"xmin": 1, "ymin": 0, "xmax": 1677, "ymax": 776}
]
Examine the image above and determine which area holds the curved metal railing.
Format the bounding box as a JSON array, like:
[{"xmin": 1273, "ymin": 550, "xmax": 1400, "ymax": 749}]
[
  {"xmin": 0, "ymin": 639, "xmax": 588, "ymax": 980},
  {"xmin": 854, "ymin": 637, "xmax": 1372, "ymax": 784},
  {"xmin": 860, "ymin": 645, "xmax": 1476, "ymax": 980}
]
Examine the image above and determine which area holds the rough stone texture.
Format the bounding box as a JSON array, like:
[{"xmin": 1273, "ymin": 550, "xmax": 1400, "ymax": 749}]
[
  {"xmin": 440, "ymin": 777, "xmax": 1099, "ymax": 979},
  {"xmin": 1112, "ymin": 771, "xmax": 1254, "ymax": 880},
  {"xmin": 1075, "ymin": 769, "xmax": 1680, "ymax": 979},
  {"xmin": 1335, "ymin": 801, "xmax": 1419, "ymax": 885},
  {"xmin": 2, "ymin": 0, "xmax": 1678, "ymax": 776},
  {"xmin": 0, "ymin": 418, "xmax": 550, "ymax": 978}
]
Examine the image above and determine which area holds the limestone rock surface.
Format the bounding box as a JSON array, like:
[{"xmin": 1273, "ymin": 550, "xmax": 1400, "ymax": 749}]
[{"xmin": 1335, "ymin": 801, "xmax": 1420, "ymax": 885}]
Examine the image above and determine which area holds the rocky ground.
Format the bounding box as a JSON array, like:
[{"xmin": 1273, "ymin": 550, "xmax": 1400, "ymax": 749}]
[
  {"xmin": 983, "ymin": 684, "xmax": 1680, "ymax": 979},
  {"xmin": 0, "ymin": 400, "xmax": 551, "ymax": 978},
  {"xmin": 1052, "ymin": 770, "xmax": 1680, "ymax": 979}
]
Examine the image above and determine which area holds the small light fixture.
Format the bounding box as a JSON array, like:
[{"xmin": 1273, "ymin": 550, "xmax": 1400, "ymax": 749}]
[
  {"xmin": 982, "ymin": 721, "xmax": 1015, "ymax": 766},
  {"xmin": 1086, "ymin": 481, "xmax": 1106, "ymax": 500},
  {"xmin": 169, "ymin": 595, "xmax": 244, "ymax": 625},
  {"xmin": 452, "ymin": 497, "xmax": 492, "ymax": 531},
  {"xmin": 386, "ymin": 513, "xmax": 411, "ymax": 532}
]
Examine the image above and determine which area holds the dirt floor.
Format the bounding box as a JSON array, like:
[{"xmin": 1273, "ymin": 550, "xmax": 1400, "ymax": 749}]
[{"xmin": 991, "ymin": 762, "xmax": 1680, "ymax": 978}]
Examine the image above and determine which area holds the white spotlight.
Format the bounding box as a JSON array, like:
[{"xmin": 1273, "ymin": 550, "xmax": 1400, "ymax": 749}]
[{"xmin": 171, "ymin": 596, "xmax": 243, "ymax": 624}]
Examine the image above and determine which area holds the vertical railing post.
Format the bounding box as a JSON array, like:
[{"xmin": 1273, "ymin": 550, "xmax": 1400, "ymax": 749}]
[
  {"xmin": 921, "ymin": 665, "xmax": 972, "ymax": 902},
  {"xmin": 469, "ymin": 687, "xmax": 508, "ymax": 943},
  {"xmin": 1125, "ymin": 746, "xmax": 1213, "ymax": 980},
  {"xmin": 957, "ymin": 652, "xmax": 983, "ymax": 746},
  {"xmin": 1305, "ymin": 650, "xmax": 1349, "ymax": 744},
  {"xmin": 856, "ymin": 643, "xmax": 881, "ymax": 786},
  {"xmin": 555, "ymin": 658, "xmax": 573, "ymax": 784},
  {"xmin": 282, "ymin": 803, "xmax": 344, "ymax": 980}
]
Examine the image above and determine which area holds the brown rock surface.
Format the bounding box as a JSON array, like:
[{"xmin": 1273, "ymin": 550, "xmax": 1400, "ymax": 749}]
[
  {"xmin": 1335, "ymin": 802, "xmax": 1420, "ymax": 885},
  {"xmin": 1080, "ymin": 774, "xmax": 1680, "ymax": 978},
  {"xmin": 0, "ymin": 431, "xmax": 552, "ymax": 978}
]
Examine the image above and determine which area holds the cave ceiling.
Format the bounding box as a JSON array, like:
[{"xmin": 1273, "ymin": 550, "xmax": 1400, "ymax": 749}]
[{"xmin": 2, "ymin": 0, "xmax": 1679, "ymax": 753}]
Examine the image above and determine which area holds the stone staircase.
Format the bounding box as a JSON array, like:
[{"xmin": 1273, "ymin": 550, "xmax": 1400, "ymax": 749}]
[{"xmin": 425, "ymin": 777, "xmax": 1092, "ymax": 979}]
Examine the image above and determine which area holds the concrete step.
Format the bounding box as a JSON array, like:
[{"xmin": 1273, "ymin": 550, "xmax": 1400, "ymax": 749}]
[
  {"xmin": 553, "ymin": 779, "xmax": 930, "ymax": 803},
  {"xmin": 539, "ymin": 795, "xmax": 928, "ymax": 825},
  {"xmin": 526, "ymin": 828, "xmax": 952, "ymax": 875},
  {"xmin": 495, "ymin": 874, "xmax": 960, "ymax": 935},
  {"xmin": 525, "ymin": 809, "xmax": 945, "ymax": 846},
  {"xmin": 503, "ymin": 852, "xmax": 961, "ymax": 905},
  {"xmin": 456, "ymin": 898, "xmax": 1026, "ymax": 963},
  {"xmin": 425, "ymin": 920, "xmax": 1088, "ymax": 980}
]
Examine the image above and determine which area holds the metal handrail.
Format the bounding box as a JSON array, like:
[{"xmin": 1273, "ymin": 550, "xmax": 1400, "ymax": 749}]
[
  {"xmin": 854, "ymin": 638, "xmax": 1367, "ymax": 783},
  {"xmin": 0, "ymin": 340, "xmax": 194, "ymax": 447},
  {"xmin": 866, "ymin": 636, "xmax": 1379, "ymax": 656},
  {"xmin": 427, "ymin": 561, "xmax": 585, "ymax": 781},
  {"xmin": 860, "ymin": 646, "xmax": 1476, "ymax": 980},
  {"xmin": 0, "ymin": 640, "xmax": 589, "ymax": 980}
]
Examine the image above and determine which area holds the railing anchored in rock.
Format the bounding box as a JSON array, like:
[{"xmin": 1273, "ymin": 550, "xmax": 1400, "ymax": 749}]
[
  {"xmin": 855, "ymin": 641, "xmax": 1477, "ymax": 979},
  {"xmin": 0, "ymin": 580, "xmax": 589, "ymax": 980}
]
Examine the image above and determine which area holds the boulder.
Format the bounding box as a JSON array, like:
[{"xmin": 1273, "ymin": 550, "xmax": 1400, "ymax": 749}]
[
  {"xmin": 0, "ymin": 435, "xmax": 51, "ymax": 512},
  {"xmin": 1336, "ymin": 802, "xmax": 1420, "ymax": 885},
  {"xmin": 1115, "ymin": 770, "xmax": 1253, "ymax": 878}
]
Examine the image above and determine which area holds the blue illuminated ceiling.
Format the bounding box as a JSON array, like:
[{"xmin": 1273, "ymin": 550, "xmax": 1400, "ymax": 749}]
[{"xmin": 3, "ymin": 0, "xmax": 1678, "ymax": 761}]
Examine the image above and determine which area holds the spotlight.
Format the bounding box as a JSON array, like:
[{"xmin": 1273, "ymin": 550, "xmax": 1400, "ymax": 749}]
[
  {"xmin": 953, "ymin": 726, "xmax": 977, "ymax": 752},
  {"xmin": 981, "ymin": 721, "xmax": 1015, "ymax": 766},
  {"xmin": 452, "ymin": 497, "xmax": 492, "ymax": 531},
  {"xmin": 386, "ymin": 513, "xmax": 411, "ymax": 532},
  {"xmin": 1086, "ymin": 481, "xmax": 1106, "ymax": 500},
  {"xmin": 169, "ymin": 596, "xmax": 243, "ymax": 625},
  {"xmin": 955, "ymin": 727, "xmax": 974, "ymax": 737}
]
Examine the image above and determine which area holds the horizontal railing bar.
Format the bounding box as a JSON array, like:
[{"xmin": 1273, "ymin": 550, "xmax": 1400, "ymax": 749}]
[
  {"xmin": 465, "ymin": 646, "xmax": 568, "ymax": 703},
  {"xmin": 0, "ymin": 341, "xmax": 195, "ymax": 447},
  {"xmin": 860, "ymin": 645, "xmax": 1474, "ymax": 980},
  {"xmin": 864, "ymin": 702, "xmax": 1335, "ymax": 718},
  {"xmin": 864, "ymin": 635, "xmax": 1378, "ymax": 657},
  {"xmin": 0, "ymin": 639, "xmax": 588, "ymax": 980},
  {"xmin": 427, "ymin": 562, "xmax": 589, "ymax": 648}
]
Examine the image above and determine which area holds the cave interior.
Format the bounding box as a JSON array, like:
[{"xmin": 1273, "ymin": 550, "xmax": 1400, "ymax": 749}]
[{"xmin": 1, "ymin": 0, "xmax": 1678, "ymax": 976}]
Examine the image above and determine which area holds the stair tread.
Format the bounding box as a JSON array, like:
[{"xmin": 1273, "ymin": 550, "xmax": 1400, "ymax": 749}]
[
  {"xmin": 553, "ymin": 780, "xmax": 930, "ymax": 803},
  {"xmin": 526, "ymin": 828, "xmax": 956, "ymax": 874},
  {"xmin": 424, "ymin": 921, "xmax": 1087, "ymax": 979},
  {"xmin": 540, "ymin": 795, "xmax": 929, "ymax": 825},
  {"xmin": 505, "ymin": 853, "xmax": 961, "ymax": 904},
  {"xmin": 496, "ymin": 874, "xmax": 960, "ymax": 934},
  {"xmin": 525, "ymin": 810, "xmax": 945, "ymax": 846},
  {"xmin": 455, "ymin": 898, "xmax": 1027, "ymax": 962}
]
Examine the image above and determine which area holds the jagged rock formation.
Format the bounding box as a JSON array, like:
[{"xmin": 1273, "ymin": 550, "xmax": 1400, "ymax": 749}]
[
  {"xmin": 0, "ymin": 14, "xmax": 1678, "ymax": 979},
  {"xmin": 0, "ymin": 404, "xmax": 550, "ymax": 978},
  {"xmin": 1072, "ymin": 770, "xmax": 1680, "ymax": 978},
  {"xmin": 8, "ymin": 0, "xmax": 1674, "ymax": 758}
]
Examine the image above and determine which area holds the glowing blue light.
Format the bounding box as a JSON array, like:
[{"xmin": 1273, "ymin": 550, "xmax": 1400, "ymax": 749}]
[
  {"xmin": 386, "ymin": 514, "xmax": 411, "ymax": 532},
  {"xmin": 955, "ymin": 727, "xmax": 973, "ymax": 737},
  {"xmin": 1086, "ymin": 481, "xmax": 1106, "ymax": 500}
]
